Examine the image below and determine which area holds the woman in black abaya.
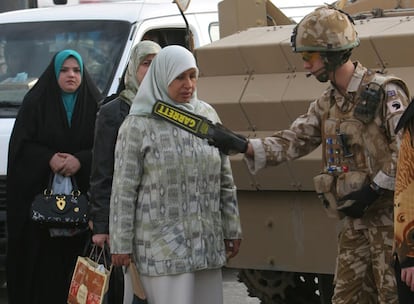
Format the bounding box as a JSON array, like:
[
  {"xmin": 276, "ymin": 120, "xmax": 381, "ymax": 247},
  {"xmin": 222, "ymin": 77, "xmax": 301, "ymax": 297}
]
[{"xmin": 6, "ymin": 49, "xmax": 101, "ymax": 303}]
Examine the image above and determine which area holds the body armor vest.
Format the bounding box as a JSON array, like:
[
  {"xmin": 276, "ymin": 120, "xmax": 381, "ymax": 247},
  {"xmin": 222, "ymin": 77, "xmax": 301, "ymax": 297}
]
[{"xmin": 321, "ymin": 71, "xmax": 403, "ymax": 177}]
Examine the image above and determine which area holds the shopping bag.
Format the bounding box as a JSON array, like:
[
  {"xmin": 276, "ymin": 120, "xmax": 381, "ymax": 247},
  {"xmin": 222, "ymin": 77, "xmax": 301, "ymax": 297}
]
[
  {"xmin": 68, "ymin": 245, "xmax": 111, "ymax": 304},
  {"xmin": 129, "ymin": 261, "xmax": 146, "ymax": 300}
]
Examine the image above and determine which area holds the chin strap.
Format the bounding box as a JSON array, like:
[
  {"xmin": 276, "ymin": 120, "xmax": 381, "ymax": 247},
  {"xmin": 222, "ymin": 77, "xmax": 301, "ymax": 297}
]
[
  {"xmin": 313, "ymin": 66, "xmax": 330, "ymax": 83},
  {"xmin": 312, "ymin": 50, "xmax": 353, "ymax": 83}
]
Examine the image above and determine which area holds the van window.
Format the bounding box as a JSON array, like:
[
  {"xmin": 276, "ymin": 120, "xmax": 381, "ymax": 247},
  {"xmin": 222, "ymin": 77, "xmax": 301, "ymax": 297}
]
[
  {"xmin": 0, "ymin": 20, "xmax": 130, "ymax": 114},
  {"xmin": 142, "ymin": 28, "xmax": 191, "ymax": 48},
  {"xmin": 209, "ymin": 22, "xmax": 220, "ymax": 42}
]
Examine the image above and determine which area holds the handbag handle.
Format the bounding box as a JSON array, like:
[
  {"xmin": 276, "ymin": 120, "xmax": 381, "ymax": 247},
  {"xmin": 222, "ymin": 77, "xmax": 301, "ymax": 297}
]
[{"xmin": 45, "ymin": 173, "xmax": 81, "ymax": 196}]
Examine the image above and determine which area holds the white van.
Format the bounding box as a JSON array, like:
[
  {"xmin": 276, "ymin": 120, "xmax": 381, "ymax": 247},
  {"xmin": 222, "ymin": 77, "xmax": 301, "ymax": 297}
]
[
  {"xmin": 0, "ymin": 0, "xmax": 219, "ymax": 268},
  {"xmin": 37, "ymin": 0, "xmax": 80, "ymax": 6}
]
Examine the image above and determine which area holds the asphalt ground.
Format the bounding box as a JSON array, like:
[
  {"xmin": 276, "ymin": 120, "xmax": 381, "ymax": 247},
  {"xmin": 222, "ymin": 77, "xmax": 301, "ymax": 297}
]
[
  {"xmin": 223, "ymin": 267, "xmax": 260, "ymax": 304},
  {"xmin": 0, "ymin": 268, "xmax": 260, "ymax": 304}
]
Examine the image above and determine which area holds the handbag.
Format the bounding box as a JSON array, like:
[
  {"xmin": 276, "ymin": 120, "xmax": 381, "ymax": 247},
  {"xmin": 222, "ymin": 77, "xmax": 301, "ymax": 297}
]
[
  {"xmin": 68, "ymin": 245, "xmax": 112, "ymax": 304},
  {"xmin": 30, "ymin": 173, "xmax": 89, "ymax": 227}
]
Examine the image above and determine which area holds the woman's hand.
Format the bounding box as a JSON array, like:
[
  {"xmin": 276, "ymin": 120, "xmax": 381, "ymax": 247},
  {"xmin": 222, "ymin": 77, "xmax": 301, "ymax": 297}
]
[
  {"xmin": 49, "ymin": 152, "xmax": 65, "ymax": 173},
  {"xmin": 49, "ymin": 152, "xmax": 81, "ymax": 176},
  {"xmin": 92, "ymin": 234, "xmax": 110, "ymax": 248},
  {"xmin": 224, "ymin": 239, "xmax": 242, "ymax": 260},
  {"xmin": 402, "ymin": 266, "xmax": 414, "ymax": 291},
  {"xmin": 57, "ymin": 152, "xmax": 81, "ymax": 176}
]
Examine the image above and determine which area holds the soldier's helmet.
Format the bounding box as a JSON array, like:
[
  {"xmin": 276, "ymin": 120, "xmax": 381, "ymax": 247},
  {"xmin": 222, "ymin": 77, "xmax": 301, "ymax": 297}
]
[{"xmin": 291, "ymin": 6, "xmax": 360, "ymax": 53}]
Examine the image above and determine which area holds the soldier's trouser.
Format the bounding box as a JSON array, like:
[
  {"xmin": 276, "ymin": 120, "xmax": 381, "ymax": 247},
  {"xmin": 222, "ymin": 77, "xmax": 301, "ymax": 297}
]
[{"xmin": 331, "ymin": 224, "xmax": 397, "ymax": 304}]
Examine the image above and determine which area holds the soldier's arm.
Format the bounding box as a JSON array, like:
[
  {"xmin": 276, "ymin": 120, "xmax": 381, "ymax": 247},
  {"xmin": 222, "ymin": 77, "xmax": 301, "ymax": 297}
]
[
  {"xmin": 373, "ymin": 82, "xmax": 410, "ymax": 191},
  {"xmin": 245, "ymin": 99, "xmax": 323, "ymax": 174}
]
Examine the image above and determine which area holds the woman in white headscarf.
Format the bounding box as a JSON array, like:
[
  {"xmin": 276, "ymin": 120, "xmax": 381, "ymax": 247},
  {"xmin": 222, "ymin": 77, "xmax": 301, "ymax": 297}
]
[
  {"xmin": 110, "ymin": 45, "xmax": 242, "ymax": 304},
  {"xmin": 89, "ymin": 40, "xmax": 161, "ymax": 303}
]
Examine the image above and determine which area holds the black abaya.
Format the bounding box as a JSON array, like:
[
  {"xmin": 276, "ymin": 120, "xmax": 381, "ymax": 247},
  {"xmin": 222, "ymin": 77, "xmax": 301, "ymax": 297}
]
[{"xmin": 6, "ymin": 51, "xmax": 101, "ymax": 304}]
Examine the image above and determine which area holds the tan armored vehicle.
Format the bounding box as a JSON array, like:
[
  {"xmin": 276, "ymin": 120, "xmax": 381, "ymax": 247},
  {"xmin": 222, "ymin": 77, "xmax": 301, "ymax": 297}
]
[{"xmin": 195, "ymin": 0, "xmax": 414, "ymax": 302}]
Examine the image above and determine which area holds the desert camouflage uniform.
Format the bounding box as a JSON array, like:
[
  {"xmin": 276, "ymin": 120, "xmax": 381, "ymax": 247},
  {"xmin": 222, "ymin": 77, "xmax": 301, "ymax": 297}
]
[{"xmin": 245, "ymin": 62, "xmax": 409, "ymax": 303}]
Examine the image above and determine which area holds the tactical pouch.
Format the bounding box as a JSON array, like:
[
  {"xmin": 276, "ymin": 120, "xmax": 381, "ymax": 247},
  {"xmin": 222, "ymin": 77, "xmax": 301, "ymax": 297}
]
[
  {"xmin": 313, "ymin": 174, "xmax": 343, "ymax": 219},
  {"xmin": 336, "ymin": 171, "xmax": 369, "ymax": 199},
  {"xmin": 314, "ymin": 171, "xmax": 369, "ymax": 219}
]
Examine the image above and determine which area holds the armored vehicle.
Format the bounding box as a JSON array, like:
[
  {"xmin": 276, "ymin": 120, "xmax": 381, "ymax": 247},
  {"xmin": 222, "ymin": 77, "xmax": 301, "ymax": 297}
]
[{"xmin": 195, "ymin": 0, "xmax": 414, "ymax": 302}]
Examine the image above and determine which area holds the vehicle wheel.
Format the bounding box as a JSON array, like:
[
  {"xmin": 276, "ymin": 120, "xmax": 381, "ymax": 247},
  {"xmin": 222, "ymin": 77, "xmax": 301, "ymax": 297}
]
[{"xmin": 238, "ymin": 269, "xmax": 324, "ymax": 304}]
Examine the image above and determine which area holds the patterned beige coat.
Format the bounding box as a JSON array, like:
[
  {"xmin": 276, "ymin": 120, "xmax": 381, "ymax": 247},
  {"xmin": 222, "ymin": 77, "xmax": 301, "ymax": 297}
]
[{"xmin": 110, "ymin": 101, "xmax": 242, "ymax": 277}]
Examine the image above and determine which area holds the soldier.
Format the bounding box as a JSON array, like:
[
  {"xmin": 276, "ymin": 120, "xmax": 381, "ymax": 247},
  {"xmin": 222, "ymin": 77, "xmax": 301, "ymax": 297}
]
[{"xmin": 243, "ymin": 6, "xmax": 410, "ymax": 304}]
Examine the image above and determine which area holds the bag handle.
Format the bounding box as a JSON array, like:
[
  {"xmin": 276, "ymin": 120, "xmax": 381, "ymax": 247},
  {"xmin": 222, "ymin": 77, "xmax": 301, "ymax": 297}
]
[
  {"xmin": 89, "ymin": 244, "xmax": 110, "ymax": 270},
  {"xmin": 45, "ymin": 173, "xmax": 81, "ymax": 196}
]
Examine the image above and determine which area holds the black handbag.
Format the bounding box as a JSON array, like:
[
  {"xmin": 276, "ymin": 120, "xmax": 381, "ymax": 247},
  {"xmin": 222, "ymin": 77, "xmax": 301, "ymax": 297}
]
[{"xmin": 30, "ymin": 174, "xmax": 89, "ymax": 227}]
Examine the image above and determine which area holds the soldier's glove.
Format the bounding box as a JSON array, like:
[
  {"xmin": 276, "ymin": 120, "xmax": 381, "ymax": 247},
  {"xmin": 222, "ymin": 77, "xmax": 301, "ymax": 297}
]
[
  {"xmin": 336, "ymin": 183, "xmax": 381, "ymax": 218},
  {"xmin": 208, "ymin": 123, "xmax": 248, "ymax": 155}
]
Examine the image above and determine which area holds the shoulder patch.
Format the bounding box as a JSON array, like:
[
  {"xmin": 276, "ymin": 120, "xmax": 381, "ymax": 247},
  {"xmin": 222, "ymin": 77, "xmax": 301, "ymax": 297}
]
[
  {"xmin": 387, "ymin": 99, "xmax": 405, "ymax": 113},
  {"xmin": 387, "ymin": 90, "xmax": 396, "ymax": 97}
]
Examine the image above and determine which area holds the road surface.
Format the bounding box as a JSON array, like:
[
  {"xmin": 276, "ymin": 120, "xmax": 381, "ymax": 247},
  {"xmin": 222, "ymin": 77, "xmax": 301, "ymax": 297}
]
[{"xmin": 0, "ymin": 268, "xmax": 260, "ymax": 304}]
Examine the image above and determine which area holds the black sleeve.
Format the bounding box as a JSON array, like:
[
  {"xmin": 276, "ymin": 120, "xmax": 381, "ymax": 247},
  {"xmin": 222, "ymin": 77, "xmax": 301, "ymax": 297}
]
[
  {"xmin": 399, "ymin": 256, "xmax": 414, "ymax": 269},
  {"xmin": 88, "ymin": 100, "xmax": 123, "ymax": 234}
]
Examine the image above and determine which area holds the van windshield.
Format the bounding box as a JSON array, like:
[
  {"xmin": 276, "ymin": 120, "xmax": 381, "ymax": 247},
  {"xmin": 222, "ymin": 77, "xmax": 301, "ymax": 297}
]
[{"xmin": 0, "ymin": 20, "xmax": 130, "ymax": 114}]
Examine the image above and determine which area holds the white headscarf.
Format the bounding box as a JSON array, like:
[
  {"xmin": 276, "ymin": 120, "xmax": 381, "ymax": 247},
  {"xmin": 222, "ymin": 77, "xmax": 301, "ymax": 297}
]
[
  {"xmin": 129, "ymin": 45, "xmax": 200, "ymax": 115},
  {"xmin": 119, "ymin": 40, "xmax": 161, "ymax": 105}
]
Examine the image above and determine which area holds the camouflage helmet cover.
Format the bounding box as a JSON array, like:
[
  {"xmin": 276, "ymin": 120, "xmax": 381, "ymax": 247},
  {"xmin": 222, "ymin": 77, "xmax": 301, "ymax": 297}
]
[{"xmin": 292, "ymin": 6, "xmax": 360, "ymax": 52}]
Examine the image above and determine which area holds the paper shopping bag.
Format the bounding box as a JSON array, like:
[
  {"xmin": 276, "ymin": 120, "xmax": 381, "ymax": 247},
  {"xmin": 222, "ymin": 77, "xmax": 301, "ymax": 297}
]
[
  {"xmin": 68, "ymin": 248, "xmax": 111, "ymax": 304},
  {"xmin": 129, "ymin": 261, "xmax": 146, "ymax": 300}
]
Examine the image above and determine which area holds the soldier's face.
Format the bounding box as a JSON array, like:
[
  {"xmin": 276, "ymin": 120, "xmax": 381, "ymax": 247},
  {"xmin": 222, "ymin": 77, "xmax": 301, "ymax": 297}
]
[
  {"xmin": 301, "ymin": 52, "xmax": 329, "ymax": 83},
  {"xmin": 302, "ymin": 52, "xmax": 323, "ymax": 72}
]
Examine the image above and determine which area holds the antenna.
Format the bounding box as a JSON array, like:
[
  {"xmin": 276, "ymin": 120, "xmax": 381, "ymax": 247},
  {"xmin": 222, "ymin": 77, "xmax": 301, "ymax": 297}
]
[{"xmin": 173, "ymin": 0, "xmax": 192, "ymax": 51}]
